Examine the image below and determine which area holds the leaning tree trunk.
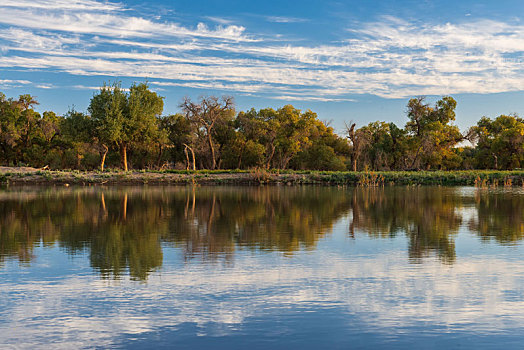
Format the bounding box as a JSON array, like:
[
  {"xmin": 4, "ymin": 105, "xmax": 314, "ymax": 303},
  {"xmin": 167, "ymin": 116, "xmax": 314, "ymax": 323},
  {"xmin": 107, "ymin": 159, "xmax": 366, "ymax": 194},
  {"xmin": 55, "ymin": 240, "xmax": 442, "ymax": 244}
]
[
  {"xmin": 183, "ymin": 143, "xmax": 196, "ymax": 171},
  {"xmin": 184, "ymin": 147, "xmax": 190, "ymax": 170},
  {"xmin": 207, "ymin": 133, "xmax": 216, "ymax": 170},
  {"xmin": 265, "ymin": 144, "xmax": 276, "ymax": 170},
  {"xmin": 100, "ymin": 144, "xmax": 108, "ymax": 172}
]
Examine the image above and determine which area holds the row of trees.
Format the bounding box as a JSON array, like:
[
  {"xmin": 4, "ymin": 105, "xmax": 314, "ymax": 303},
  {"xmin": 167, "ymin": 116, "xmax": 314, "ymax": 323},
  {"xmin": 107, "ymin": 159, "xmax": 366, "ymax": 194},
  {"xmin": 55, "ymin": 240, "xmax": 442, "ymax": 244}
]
[{"xmin": 0, "ymin": 82, "xmax": 522, "ymax": 171}]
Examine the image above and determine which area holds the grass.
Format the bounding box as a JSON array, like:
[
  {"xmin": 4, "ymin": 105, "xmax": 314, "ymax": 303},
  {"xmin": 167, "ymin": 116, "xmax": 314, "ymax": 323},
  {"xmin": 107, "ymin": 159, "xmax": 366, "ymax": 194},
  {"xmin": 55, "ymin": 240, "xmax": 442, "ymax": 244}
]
[{"xmin": 2, "ymin": 167, "xmax": 524, "ymax": 186}]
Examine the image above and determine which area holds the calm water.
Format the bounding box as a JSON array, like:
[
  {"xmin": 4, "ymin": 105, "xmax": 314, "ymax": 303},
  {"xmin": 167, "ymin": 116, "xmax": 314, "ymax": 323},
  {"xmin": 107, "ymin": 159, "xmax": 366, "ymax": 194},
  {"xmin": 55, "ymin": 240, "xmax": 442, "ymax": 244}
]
[{"xmin": 1, "ymin": 185, "xmax": 524, "ymax": 349}]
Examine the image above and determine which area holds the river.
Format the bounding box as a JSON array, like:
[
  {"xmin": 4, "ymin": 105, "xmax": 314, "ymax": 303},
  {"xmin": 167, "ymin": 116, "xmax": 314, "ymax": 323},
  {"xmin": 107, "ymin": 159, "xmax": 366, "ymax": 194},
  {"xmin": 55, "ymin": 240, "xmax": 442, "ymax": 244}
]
[{"xmin": 1, "ymin": 186, "xmax": 524, "ymax": 349}]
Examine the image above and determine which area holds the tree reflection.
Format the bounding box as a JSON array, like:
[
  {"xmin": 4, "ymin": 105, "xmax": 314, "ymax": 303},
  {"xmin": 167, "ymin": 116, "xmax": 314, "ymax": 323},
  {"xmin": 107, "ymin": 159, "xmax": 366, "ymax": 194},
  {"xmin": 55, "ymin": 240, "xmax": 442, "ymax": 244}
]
[
  {"xmin": 0, "ymin": 186, "xmax": 350, "ymax": 280},
  {"xmin": 1, "ymin": 186, "xmax": 524, "ymax": 280},
  {"xmin": 349, "ymin": 187, "xmax": 464, "ymax": 264},
  {"xmin": 468, "ymin": 190, "xmax": 524, "ymax": 244},
  {"xmin": 165, "ymin": 187, "xmax": 351, "ymax": 260}
]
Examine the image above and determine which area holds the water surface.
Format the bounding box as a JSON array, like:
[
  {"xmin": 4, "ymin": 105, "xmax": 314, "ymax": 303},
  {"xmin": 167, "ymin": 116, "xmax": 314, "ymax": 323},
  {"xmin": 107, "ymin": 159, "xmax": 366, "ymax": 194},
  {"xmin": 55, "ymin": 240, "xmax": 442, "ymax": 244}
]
[{"xmin": 1, "ymin": 186, "xmax": 524, "ymax": 349}]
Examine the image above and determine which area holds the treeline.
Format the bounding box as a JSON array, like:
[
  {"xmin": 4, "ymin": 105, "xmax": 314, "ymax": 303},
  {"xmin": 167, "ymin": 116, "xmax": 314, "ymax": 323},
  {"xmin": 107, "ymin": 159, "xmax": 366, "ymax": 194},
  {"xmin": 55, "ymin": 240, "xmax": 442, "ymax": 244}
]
[{"xmin": 0, "ymin": 82, "xmax": 522, "ymax": 171}]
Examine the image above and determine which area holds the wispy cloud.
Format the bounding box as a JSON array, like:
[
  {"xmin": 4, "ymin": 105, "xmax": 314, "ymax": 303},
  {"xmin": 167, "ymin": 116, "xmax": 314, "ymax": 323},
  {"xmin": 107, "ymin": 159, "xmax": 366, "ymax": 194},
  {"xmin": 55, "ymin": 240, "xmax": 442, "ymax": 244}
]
[
  {"xmin": 265, "ymin": 16, "xmax": 308, "ymax": 23},
  {"xmin": 204, "ymin": 16, "xmax": 235, "ymax": 25},
  {"xmin": 0, "ymin": 1, "xmax": 250, "ymax": 41},
  {"xmin": 0, "ymin": 0, "xmax": 522, "ymax": 101},
  {"xmin": 0, "ymin": 79, "xmax": 32, "ymax": 85},
  {"xmin": 0, "ymin": 0, "xmax": 124, "ymax": 11},
  {"xmin": 3, "ymin": 249, "xmax": 524, "ymax": 348},
  {"xmin": 0, "ymin": 79, "xmax": 34, "ymax": 89}
]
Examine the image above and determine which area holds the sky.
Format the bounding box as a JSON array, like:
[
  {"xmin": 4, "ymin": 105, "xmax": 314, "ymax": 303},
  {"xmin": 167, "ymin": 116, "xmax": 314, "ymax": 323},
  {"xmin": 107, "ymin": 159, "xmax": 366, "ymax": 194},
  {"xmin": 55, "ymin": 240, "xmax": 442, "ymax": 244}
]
[{"xmin": 0, "ymin": 0, "xmax": 523, "ymax": 133}]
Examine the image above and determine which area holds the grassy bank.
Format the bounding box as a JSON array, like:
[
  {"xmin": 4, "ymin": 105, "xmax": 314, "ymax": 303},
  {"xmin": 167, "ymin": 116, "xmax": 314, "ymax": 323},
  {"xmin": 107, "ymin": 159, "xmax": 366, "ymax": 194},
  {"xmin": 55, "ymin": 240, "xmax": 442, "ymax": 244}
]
[{"xmin": 1, "ymin": 167, "xmax": 524, "ymax": 187}]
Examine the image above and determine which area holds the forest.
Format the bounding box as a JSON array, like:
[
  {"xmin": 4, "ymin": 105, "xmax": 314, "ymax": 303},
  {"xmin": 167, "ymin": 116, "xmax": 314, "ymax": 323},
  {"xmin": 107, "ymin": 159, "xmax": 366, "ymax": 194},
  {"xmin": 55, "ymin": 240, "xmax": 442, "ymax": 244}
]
[{"xmin": 0, "ymin": 82, "xmax": 523, "ymax": 172}]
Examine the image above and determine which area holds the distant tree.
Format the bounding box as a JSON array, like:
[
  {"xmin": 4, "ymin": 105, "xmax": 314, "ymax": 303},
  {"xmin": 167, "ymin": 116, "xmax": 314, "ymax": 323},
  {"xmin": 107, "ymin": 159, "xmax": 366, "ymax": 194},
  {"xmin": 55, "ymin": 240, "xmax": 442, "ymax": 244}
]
[
  {"xmin": 61, "ymin": 109, "xmax": 94, "ymax": 169},
  {"xmin": 470, "ymin": 115, "xmax": 524, "ymax": 169},
  {"xmin": 345, "ymin": 122, "xmax": 370, "ymax": 171},
  {"xmin": 39, "ymin": 111, "xmax": 61, "ymax": 145},
  {"xmin": 16, "ymin": 94, "xmax": 40, "ymax": 161},
  {"xmin": 292, "ymin": 118, "xmax": 349, "ymax": 171},
  {"xmin": 236, "ymin": 108, "xmax": 279, "ymax": 169},
  {"xmin": 0, "ymin": 92, "xmax": 22, "ymax": 164},
  {"xmin": 405, "ymin": 96, "xmax": 463, "ymax": 170},
  {"xmin": 159, "ymin": 114, "xmax": 194, "ymax": 169},
  {"xmin": 180, "ymin": 96, "xmax": 234, "ymax": 169},
  {"xmin": 89, "ymin": 82, "xmax": 164, "ymax": 171},
  {"xmin": 272, "ymin": 105, "xmax": 315, "ymax": 169}
]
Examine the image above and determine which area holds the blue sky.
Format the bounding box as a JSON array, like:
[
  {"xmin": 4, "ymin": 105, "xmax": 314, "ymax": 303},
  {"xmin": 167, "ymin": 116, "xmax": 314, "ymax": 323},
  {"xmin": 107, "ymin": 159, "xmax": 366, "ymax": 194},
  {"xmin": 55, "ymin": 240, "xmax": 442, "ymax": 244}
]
[{"xmin": 0, "ymin": 0, "xmax": 523, "ymax": 132}]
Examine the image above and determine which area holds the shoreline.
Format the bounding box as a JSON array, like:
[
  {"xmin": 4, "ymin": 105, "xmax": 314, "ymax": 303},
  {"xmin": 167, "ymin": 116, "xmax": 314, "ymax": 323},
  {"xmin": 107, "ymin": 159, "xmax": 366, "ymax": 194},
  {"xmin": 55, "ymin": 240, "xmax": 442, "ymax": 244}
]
[{"xmin": 1, "ymin": 167, "xmax": 524, "ymax": 187}]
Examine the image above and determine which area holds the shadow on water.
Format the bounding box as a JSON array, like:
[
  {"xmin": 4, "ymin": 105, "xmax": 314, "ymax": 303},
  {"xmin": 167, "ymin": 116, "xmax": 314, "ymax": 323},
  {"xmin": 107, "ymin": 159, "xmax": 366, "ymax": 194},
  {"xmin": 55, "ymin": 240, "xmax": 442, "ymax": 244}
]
[{"xmin": 0, "ymin": 185, "xmax": 523, "ymax": 280}]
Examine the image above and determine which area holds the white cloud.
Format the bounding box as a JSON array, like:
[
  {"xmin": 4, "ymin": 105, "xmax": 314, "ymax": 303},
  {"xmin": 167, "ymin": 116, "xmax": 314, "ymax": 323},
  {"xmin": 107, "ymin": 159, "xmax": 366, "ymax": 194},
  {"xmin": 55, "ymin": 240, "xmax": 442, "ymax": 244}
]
[
  {"xmin": 0, "ymin": 79, "xmax": 32, "ymax": 85},
  {"xmin": 0, "ymin": 79, "xmax": 35, "ymax": 89},
  {"xmin": 0, "ymin": 3, "xmax": 250, "ymax": 41},
  {"xmin": 3, "ymin": 249, "xmax": 524, "ymax": 348},
  {"xmin": 265, "ymin": 16, "xmax": 308, "ymax": 23},
  {"xmin": 34, "ymin": 83, "xmax": 55, "ymax": 89},
  {"xmin": 0, "ymin": 0, "xmax": 124, "ymax": 12},
  {"xmin": 0, "ymin": 1, "xmax": 522, "ymax": 100},
  {"xmin": 205, "ymin": 16, "xmax": 235, "ymax": 25}
]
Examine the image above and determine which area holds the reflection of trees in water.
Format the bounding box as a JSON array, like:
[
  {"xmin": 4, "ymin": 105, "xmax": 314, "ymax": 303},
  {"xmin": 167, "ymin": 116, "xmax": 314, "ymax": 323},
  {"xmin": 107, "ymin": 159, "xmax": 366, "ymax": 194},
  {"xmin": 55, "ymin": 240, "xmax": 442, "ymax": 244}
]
[
  {"xmin": 0, "ymin": 189, "xmax": 166, "ymax": 280},
  {"xmin": 1, "ymin": 186, "xmax": 524, "ymax": 279},
  {"xmin": 349, "ymin": 187, "xmax": 464, "ymax": 264},
  {"xmin": 0, "ymin": 187, "xmax": 350, "ymax": 280},
  {"xmin": 468, "ymin": 190, "xmax": 524, "ymax": 244},
  {"xmin": 166, "ymin": 187, "xmax": 351, "ymax": 261}
]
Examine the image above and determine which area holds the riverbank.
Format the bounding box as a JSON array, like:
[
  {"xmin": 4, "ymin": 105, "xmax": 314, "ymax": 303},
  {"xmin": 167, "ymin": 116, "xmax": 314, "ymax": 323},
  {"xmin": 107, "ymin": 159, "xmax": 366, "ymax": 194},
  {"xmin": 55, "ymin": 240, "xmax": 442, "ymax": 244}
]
[{"xmin": 1, "ymin": 167, "xmax": 524, "ymax": 186}]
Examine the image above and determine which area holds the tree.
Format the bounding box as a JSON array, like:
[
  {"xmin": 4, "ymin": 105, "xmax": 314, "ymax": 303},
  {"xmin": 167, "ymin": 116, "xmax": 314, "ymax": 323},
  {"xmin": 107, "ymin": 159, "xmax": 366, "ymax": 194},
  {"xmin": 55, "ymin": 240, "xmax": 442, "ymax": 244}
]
[
  {"xmin": 405, "ymin": 96, "xmax": 463, "ymax": 170},
  {"xmin": 0, "ymin": 93, "xmax": 60, "ymax": 167},
  {"xmin": 0, "ymin": 93, "xmax": 22, "ymax": 164},
  {"xmin": 470, "ymin": 115, "xmax": 524, "ymax": 169},
  {"xmin": 345, "ymin": 122, "xmax": 369, "ymax": 171},
  {"xmin": 159, "ymin": 114, "xmax": 195, "ymax": 169},
  {"xmin": 89, "ymin": 82, "xmax": 164, "ymax": 171},
  {"xmin": 61, "ymin": 109, "xmax": 95, "ymax": 169},
  {"xmin": 180, "ymin": 96, "xmax": 234, "ymax": 170},
  {"xmin": 16, "ymin": 95, "xmax": 40, "ymax": 162},
  {"xmin": 236, "ymin": 108, "xmax": 279, "ymax": 169},
  {"xmin": 358, "ymin": 121, "xmax": 392, "ymax": 170},
  {"xmin": 292, "ymin": 118, "xmax": 349, "ymax": 171},
  {"xmin": 273, "ymin": 105, "xmax": 315, "ymax": 169}
]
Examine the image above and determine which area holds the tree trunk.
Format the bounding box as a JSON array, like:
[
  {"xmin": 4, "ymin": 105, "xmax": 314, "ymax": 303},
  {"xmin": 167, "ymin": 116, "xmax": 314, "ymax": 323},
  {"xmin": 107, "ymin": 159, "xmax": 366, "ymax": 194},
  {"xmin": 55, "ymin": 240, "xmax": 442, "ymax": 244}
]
[
  {"xmin": 410, "ymin": 144, "xmax": 423, "ymax": 170},
  {"xmin": 281, "ymin": 153, "xmax": 294, "ymax": 170},
  {"xmin": 190, "ymin": 147, "xmax": 196, "ymax": 171},
  {"xmin": 265, "ymin": 144, "xmax": 276, "ymax": 170},
  {"xmin": 237, "ymin": 152, "xmax": 243, "ymax": 169},
  {"xmin": 183, "ymin": 143, "xmax": 196, "ymax": 171},
  {"xmin": 100, "ymin": 144, "xmax": 108, "ymax": 172},
  {"xmin": 352, "ymin": 154, "xmax": 357, "ymax": 172},
  {"xmin": 184, "ymin": 147, "xmax": 190, "ymax": 170},
  {"xmin": 156, "ymin": 144, "xmax": 164, "ymax": 168},
  {"xmin": 207, "ymin": 132, "xmax": 216, "ymax": 170},
  {"xmin": 120, "ymin": 144, "xmax": 128, "ymax": 171}
]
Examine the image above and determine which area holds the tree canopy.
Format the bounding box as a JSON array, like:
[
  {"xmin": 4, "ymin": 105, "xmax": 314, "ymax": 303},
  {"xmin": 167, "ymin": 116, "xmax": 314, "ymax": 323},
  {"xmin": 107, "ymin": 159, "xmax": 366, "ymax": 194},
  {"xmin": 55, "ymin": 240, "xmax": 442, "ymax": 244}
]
[{"xmin": 0, "ymin": 86, "xmax": 521, "ymax": 171}]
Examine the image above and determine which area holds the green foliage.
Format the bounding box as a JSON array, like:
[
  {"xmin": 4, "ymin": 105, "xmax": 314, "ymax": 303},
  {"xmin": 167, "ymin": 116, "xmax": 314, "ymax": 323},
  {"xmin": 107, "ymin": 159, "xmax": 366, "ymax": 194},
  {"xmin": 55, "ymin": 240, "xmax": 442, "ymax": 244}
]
[
  {"xmin": 0, "ymin": 87, "xmax": 523, "ymax": 172},
  {"xmin": 470, "ymin": 115, "xmax": 524, "ymax": 169},
  {"xmin": 404, "ymin": 96, "xmax": 463, "ymax": 170},
  {"xmin": 88, "ymin": 82, "xmax": 164, "ymax": 171}
]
